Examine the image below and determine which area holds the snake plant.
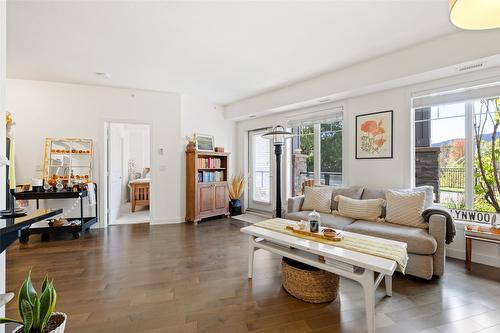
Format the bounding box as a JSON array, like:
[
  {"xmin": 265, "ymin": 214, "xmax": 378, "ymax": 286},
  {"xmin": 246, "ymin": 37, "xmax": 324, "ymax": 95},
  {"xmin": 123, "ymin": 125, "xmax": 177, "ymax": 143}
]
[{"xmin": 0, "ymin": 271, "xmax": 57, "ymax": 333}]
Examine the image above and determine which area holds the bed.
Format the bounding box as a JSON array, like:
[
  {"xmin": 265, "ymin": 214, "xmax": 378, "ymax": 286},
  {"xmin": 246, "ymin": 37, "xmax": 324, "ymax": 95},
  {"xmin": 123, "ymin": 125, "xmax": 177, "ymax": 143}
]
[{"xmin": 129, "ymin": 178, "xmax": 150, "ymax": 212}]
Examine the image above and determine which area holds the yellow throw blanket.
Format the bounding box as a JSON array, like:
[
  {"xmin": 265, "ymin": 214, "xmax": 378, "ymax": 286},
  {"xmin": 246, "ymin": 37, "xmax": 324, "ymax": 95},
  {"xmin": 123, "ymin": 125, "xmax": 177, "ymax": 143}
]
[{"xmin": 254, "ymin": 218, "xmax": 408, "ymax": 273}]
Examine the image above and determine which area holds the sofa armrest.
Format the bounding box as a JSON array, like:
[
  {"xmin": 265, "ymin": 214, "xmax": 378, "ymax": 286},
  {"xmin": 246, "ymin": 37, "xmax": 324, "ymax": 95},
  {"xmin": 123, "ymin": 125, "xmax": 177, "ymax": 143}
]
[
  {"xmin": 428, "ymin": 214, "xmax": 446, "ymax": 276},
  {"xmin": 287, "ymin": 196, "xmax": 304, "ymax": 213}
]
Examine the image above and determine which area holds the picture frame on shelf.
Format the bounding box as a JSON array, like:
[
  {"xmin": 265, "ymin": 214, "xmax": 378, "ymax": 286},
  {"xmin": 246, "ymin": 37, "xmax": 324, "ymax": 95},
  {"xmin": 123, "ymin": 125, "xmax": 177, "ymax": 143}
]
[
  {"xmin": 355, "ymin": 110, "xmax": 393, "ymax": 159},
  {"xmin": 195, "ymin": 134, "xmax": 215, "ymax": 152}
]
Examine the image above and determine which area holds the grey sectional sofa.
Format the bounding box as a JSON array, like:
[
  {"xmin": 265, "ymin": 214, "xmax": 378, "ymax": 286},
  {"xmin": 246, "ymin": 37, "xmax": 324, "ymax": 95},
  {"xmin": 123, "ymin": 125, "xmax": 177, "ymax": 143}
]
[{"xmin": 286, "ymin": 186, "xmax": 447, "ymax": 280}]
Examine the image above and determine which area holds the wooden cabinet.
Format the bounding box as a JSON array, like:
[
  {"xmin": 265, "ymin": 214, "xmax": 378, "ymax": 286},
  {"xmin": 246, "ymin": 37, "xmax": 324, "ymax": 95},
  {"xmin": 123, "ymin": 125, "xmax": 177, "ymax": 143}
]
[{"xmin": 186, "ymin": 151, "xmax": 230, "ymax": 223}]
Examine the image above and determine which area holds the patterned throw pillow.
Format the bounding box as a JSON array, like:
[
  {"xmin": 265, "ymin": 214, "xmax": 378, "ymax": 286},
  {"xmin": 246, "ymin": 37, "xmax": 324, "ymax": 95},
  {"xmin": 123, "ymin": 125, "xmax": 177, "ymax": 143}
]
[
  {"xmin": 301, "ymin": 186, "xmax": 333, "ymax": 213},
  {"xmin": 385, "ymin": 190, "xmax": 427, "ymax": 228},
  {"xmin": 334, "ymin": 195, "xmax": 385, "ymax": 221}
]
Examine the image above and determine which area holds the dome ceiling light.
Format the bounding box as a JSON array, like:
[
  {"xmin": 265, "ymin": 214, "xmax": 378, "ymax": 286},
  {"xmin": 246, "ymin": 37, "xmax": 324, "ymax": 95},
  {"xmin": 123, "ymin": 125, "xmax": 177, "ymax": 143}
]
[{"xmin": 449, "ymin": 0, "xmax": 500, "ymax": 30}]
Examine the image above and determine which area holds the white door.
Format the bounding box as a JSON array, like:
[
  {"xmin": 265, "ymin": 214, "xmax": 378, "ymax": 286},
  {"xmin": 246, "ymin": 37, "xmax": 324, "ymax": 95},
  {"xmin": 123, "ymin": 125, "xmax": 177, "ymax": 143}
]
[
  {"xmin": 248, "ymin": 128, "xmax": 274, "ymax": 212},
  {"xmin": 108, "ymin": 124, "xmax": 123, "ymax": 223}
]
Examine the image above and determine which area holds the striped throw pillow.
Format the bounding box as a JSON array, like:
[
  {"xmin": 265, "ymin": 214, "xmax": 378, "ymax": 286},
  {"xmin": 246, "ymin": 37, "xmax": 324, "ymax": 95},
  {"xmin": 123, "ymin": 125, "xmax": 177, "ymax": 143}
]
[
  {"xmin": 301, "ymin": 186, "xmax": 333, "ymax": 213},
  {"xmin": 335, "ymin": 195, "xmax": 385, "ymax": 222},
  {"xmin": 385, "ymin": 190, "xmax": 427, "ymax": 228}
]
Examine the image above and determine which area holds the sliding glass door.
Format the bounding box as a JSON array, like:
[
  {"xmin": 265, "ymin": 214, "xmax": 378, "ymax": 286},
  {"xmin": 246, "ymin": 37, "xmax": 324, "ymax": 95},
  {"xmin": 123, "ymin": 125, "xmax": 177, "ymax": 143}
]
[{"xmin": 248, "ymin": 128, "xmax": 274, "ymax": 212}]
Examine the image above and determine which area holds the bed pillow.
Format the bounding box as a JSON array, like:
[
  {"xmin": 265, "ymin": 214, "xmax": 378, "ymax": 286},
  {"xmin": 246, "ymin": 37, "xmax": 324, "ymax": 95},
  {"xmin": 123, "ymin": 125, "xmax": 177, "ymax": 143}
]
[
  {"xmin": 334, "ymin": 195, "xmax": 385, "ymax": 222},
  {"xmin": 385, "ymin": 190, "xmax": 427, "ymax": 228},
  {"xmin": 301, "ymin": 186, "xmax": 333, "ymax": 213}
]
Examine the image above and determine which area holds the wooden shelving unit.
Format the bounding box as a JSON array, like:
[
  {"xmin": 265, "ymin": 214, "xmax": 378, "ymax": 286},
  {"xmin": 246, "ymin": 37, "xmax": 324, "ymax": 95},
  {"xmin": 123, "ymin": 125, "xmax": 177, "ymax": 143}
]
[{"xmin": 186, "ymin": 151, "xmax": 230, "ymax": 223}]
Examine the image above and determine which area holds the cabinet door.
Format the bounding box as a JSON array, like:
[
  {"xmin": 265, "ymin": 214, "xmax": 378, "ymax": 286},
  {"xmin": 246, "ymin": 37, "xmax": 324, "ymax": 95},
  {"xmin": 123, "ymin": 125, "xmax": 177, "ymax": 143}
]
[
  {"xmin": 213, "ymin": 184, "xmax": 228, "ymax": 213},
  {"xmin": 198, "ymin": 184, "xmax": 214, "ymax": 215}
]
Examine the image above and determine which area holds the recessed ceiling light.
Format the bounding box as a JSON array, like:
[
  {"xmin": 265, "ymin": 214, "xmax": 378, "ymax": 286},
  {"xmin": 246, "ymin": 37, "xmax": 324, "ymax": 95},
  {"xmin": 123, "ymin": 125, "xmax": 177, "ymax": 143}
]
[
  {"xmin": 318, "ymin": 98, "xmax": 331, "ymax": 103},
  {"xmin": 95, "ymin": 72, "xmax": 111, "ymax": 79}
]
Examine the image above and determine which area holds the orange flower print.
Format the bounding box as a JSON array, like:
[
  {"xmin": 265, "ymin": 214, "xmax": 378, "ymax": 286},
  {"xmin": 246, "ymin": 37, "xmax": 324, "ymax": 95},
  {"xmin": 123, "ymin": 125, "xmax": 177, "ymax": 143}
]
[
  {"xmin": 374, "ymin": 139, "xmax": 386, "ymax": 147},
  {"xmin": 360, "ymin": 120, "xmax": 378, "ymax": 133},
  {"xmin": 360, "ymin": 117, "xmax": 387, "ymax": 154}
]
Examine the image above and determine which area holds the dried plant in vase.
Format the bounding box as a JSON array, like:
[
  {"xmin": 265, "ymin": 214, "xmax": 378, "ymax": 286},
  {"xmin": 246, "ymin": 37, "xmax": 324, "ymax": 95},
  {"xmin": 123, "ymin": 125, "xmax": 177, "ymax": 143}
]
[{"xmin": 228, "ymin": 174, "xmax": 245, "ymax": 216}]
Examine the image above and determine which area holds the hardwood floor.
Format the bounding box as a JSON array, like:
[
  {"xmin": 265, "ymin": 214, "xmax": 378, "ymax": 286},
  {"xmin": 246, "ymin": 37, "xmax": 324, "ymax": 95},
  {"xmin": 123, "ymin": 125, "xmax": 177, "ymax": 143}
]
[{"xmin": 5, "ymin": 218, "xmax": 500, "ymax": 333}]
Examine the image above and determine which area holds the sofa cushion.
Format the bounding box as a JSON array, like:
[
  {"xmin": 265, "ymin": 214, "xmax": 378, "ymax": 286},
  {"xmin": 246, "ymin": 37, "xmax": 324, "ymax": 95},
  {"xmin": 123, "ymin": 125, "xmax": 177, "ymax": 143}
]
[
  {"xmin": 361, "ymin": 187, "xmax": 386, "ymax": 200},
  {"xmin": 385, "ymin": 190, "xmax": 427, "ymax": 229},
  {"xmin": 335, "ymin": 195, "xmax": 385, "ymax": 222},
  {"xmin": 330, "ymin": 186, "xmax": 364, "ymax": 210},
  {"xmin": 302, "ymin": 186, "xmax": 333, "ymax": 213},
  {"xmin": 285, "ymin": 211, "xmax": 355, "ymax": 230},
  {"xmin": 398, "ymin": 186, "xmax": 435, "ymax": 209},
  {"xmin": 344, "ymin": 220, "xmax": 437, "ymax": 255}
]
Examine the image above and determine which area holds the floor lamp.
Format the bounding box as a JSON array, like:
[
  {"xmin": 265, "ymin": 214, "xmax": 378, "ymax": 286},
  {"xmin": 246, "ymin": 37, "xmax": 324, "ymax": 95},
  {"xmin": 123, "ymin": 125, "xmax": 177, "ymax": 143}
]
[{"xmin": 262, "ymin": 125, "xmax": 293, "ymax": 218}]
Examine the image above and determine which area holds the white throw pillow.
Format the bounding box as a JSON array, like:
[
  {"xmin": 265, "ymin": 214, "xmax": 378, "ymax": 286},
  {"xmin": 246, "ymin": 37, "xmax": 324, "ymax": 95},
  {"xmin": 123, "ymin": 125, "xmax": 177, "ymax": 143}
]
[
  {"xmin": 399, "ymin": 186, "xmax": 434, "ymax": 209},
  {"xmin": 385, "ymin": 190, "xmax": 427, "ymax": 228},
  {"xmin": 301, "ymin": 186, "xmax": 333, "ymax": 213},
  {"xmin": 334, "ymin": 195, "xmax": 385, "ymax": 222}
]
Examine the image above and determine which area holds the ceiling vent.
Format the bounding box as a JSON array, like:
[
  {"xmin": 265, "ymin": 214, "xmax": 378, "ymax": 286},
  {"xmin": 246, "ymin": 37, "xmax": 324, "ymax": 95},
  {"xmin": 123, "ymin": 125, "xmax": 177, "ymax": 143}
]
[{"xmin": 457, "ymin": 62, "xmax": 484, "ymax": 72}]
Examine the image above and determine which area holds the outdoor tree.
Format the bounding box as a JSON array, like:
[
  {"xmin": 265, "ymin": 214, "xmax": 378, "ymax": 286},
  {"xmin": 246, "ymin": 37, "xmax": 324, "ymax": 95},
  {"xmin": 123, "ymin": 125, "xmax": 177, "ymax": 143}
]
[{"xmin": 474, "ymin": 97, "xmax": 500, "ymax": 212}]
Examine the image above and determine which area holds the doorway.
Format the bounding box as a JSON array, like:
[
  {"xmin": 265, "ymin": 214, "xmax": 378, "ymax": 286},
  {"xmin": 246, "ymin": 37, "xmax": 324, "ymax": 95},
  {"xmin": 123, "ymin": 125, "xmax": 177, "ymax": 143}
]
[
  {"xmin": 105, "ymin": 122, "xmax": 151, "ymax": 225},
  {"xmin": 247, "ymin": 128, "xmax": 274, "ymax": 213}
]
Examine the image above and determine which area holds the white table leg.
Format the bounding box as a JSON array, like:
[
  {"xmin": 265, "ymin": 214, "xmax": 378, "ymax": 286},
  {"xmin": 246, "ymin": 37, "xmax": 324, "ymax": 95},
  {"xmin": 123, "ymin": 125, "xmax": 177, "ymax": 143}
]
[
  {"xmin": 361, "ymin": 270, "xmax": 375, "ymax": 333},
  {"xmin": 385, "ymin": 275, "xmax": 392, "ymax": 297},
  {"xmin": 248, "ymin": 236, "xmax": 255, "ymax": 279}
]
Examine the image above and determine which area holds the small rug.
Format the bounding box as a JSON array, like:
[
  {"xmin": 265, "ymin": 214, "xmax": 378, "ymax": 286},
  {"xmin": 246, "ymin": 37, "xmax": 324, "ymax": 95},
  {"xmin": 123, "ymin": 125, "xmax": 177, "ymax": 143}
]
[{"xmin": 231, "ymin": 213, "xmax": 268, "ymax": 224}]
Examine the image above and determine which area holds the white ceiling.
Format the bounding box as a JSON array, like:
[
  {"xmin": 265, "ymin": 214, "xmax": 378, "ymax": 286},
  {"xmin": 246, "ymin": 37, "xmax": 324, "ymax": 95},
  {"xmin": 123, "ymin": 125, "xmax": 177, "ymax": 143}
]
[{"xmin": 7, "ymin": 0, "xmax": 456, "ymax": 105}]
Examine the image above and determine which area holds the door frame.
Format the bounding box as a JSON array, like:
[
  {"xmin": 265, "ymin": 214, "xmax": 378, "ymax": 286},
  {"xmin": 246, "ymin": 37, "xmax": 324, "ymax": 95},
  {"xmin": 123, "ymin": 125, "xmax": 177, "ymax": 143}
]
[
  {"xmin": 247, "ymin": 127, "xmax": 275, "ymax": 213},
  {"xmin": 102, "ymin": 119, "xmax": 153, "ymax": 227}
]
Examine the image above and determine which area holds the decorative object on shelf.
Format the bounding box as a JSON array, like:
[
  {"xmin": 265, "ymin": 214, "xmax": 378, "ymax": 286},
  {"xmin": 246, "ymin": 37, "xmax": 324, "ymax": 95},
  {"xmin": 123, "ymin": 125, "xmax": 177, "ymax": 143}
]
[
  {"xmin": 355, "ymin": 110, "xmax": 393, "ymax": 159},
  {"xmin": 195, "ymin": 133, "xmax": 215, "ymax": 152},
  {"xmin": 449, "ymin": 0, "xmax": 500, "ymax": 30},
  {"xmin": 215, "ymin": 147, "xmax": 224, "ymax": 152},
  {"xmin": 262, "ymin": 125, "xmax": 294, "ymax": 218},
  {"xmin": 228, "ymin": 173, "xmax": 245, "ymax": 216},
  {"xmin": 308, "ymin": 210, "xmax": 320, "ymax": 233},
  {"xmin": 185, "ymin": 134, "xmax": 196, "ymax": 152},
  {"xmin": 43, "ymin": 138, "xmax": 93, "ymax": 191},
  {"xmin": 0, "ymin": 270, "xmax": 67, "ymax": 333}
]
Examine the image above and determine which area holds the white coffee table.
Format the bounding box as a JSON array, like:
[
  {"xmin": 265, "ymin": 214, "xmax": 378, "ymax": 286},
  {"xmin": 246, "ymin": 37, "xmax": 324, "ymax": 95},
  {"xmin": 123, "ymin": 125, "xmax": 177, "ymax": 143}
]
[{"xmin": 241, "ymin": 222, "xmax": 407, "ymax": 333}]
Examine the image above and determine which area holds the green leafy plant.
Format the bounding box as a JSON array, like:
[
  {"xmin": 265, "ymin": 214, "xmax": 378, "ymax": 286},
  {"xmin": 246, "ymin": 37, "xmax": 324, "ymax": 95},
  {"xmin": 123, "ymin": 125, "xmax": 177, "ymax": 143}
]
[{"xmin": 0, "ymin": 271, "xmax": 57, "ymax": 333}]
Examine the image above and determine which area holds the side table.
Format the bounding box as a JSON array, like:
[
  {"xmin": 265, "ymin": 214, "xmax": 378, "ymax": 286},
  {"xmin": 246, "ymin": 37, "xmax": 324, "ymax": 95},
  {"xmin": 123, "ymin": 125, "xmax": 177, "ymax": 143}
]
[{"xmin": 464, "ymin": 225, "xmax": 500, "ymax": 270}]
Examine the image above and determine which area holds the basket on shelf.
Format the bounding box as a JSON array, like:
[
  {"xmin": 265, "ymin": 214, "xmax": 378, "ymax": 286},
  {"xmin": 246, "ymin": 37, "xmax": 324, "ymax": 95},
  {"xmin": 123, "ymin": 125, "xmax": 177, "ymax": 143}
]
[{"xmin": 281, "ymin": 257, "xmax": 339, "ymax": 303}]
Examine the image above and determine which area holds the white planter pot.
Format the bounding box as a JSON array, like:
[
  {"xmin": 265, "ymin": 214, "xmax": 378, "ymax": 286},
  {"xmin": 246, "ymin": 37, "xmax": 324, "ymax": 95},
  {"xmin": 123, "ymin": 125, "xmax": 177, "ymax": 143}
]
[{"xmin": 15, "ymin": 312, "xmax": 67, "ymax": 333}]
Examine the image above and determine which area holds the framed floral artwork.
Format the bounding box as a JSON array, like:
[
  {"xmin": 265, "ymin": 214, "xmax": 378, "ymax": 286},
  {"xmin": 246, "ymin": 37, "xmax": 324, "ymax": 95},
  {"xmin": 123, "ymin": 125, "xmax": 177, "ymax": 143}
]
[{"xmin": 355, "ymin": 110, "xmax": 393, "ymax": 159}]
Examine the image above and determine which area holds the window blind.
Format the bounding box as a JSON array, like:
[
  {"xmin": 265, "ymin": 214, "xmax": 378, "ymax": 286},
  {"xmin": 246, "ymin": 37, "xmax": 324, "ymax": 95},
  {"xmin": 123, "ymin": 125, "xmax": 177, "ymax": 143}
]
[
  {"xmin": 286, "ymin": 106, "xmax": 343, "ymax": 127},
  {"xmin": 412, "ymin": 82, "xmax": 500, "ymax": 109}
]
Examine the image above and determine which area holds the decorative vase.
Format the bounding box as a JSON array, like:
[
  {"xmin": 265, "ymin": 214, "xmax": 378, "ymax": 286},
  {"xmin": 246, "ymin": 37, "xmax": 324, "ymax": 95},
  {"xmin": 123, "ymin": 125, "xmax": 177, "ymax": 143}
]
[
  {"xmin": 229, "ymin": 199, "xmax": 242, "ymax": 216},
  {"xmin": 15, "ymin": 312, "xmax": 67, "ymax": 333}
]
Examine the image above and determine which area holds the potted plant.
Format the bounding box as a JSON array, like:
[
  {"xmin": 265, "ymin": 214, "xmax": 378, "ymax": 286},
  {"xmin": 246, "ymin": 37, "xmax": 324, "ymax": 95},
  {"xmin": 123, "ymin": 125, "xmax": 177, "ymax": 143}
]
[
  {"xmin": 228, "ymin": 173, "xmax": 245, "ymax": 216},
  {"xmin": 0, "ymin": 271, "xmax": 66, "ymax": 333}
]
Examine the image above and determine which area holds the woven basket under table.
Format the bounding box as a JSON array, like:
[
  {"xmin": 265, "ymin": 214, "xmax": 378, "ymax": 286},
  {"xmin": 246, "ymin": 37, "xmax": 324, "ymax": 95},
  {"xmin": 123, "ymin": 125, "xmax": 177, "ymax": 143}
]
[{"xmin": 281, "ymin": 257, "xmax": 339, "ymax": 303}]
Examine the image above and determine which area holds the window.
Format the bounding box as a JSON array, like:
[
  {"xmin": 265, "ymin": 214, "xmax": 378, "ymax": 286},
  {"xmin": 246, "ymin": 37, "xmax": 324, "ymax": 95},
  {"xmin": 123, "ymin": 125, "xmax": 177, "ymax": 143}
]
[
  {"xmin": 289, "ymin": 111, "xmax": 343, "ymax": 196},
  {"xmin": 413, "ymin": 87, "xmax": 500, "ymax": 221}
]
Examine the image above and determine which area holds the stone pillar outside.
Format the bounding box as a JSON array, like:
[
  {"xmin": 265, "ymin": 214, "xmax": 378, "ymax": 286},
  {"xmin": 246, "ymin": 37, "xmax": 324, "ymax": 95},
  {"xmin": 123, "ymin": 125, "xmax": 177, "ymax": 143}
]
[{"xmin": 293, "ymin": 149, "xmax": 309, "ymax": 196}]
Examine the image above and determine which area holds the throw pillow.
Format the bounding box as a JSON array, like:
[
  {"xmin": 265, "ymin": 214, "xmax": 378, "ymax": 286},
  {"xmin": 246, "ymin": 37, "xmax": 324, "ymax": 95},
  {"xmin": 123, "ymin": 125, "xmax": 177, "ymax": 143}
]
[
  {"xmin": 399, "ymin": 186, "xmax": 434, "ymax": 209},
  {"xmin": 334, "ymin": 195, "xmax": 385, "ymax": 221},
  {"xmin": 330, "ymin": 186, "xmax": 364, "ymax": 211},
  {"xmin": 385, "ymin": 190, "xmax": 427, "ymax": 228},
  {"xmin": 301, "ymin": 186, "xmax": 333, "ymax": 213}
]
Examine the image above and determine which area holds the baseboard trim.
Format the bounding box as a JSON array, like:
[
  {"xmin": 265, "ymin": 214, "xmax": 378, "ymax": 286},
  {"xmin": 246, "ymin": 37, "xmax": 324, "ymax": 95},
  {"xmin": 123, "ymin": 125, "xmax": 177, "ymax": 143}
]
[
  {"xmin": 447, "ymin": 248, "xmax": 500, "ymax": 268},
  {"xmin": 150, "ymin": 217, "xmax": 185, "ymax": 224}
]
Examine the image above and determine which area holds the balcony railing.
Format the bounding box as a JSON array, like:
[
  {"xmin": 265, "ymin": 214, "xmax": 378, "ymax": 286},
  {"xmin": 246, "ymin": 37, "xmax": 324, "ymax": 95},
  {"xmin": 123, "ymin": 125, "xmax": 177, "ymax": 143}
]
[
  {"xmin": 439, "ymin": 167, "xmax": 465, "ymax": 190},
  {"xmin": 299, "ymin": 171, "xmax": 343, "ymax": 186}
]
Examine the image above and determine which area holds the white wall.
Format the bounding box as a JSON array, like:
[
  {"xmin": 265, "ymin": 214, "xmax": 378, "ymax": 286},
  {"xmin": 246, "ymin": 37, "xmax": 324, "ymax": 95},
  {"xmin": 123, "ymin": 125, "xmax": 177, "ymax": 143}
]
[
  {"xmin": 6, "ymin": 81, "xmax": 237, "ymax": 225},
  {"xmin": 0, "ymin": 0, "xmax": 6, "ymax": 326},
  {"xmin": 7, "ymin": 79, "xmax": 182, "ymax": 224},
  {"xmin": 180, "ymin": 94, "xmax": 236, "ymax": 216}
]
